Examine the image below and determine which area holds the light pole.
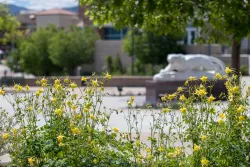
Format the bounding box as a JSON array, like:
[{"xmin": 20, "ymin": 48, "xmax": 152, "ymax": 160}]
[{"xmin": 131, "ymin": 27, "xmax": 135, "ymax": 75}]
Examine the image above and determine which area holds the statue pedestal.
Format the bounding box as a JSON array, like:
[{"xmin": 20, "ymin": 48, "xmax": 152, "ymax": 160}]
[{"xmin": 145, "ymin": 80, "xmax": 227, "ymax": 104}]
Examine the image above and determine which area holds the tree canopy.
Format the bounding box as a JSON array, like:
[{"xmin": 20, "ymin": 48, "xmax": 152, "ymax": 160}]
[
  {"xmin": 123, "ymin": 29, "xmax": 185, "ymax": 65},
  {"xmin": 18, "ymin": 26, "xmax": 61, "ymax": 76},
  {"xmin": 49, "ymin": 27, "xmax": 99, "ymax": 75},
  {"xmin": 0, "ymin": 4, "xmax": 21, "ymax": 45},
  {"xmin": 11, "ymin": 26, "xmax": 99, "ymax": 76},
  {"xmin": 80, "ymin": 0, "xmax": 250, "ymax": 72}
]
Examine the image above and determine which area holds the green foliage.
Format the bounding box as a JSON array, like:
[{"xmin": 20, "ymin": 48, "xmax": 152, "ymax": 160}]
[
  {"xmin": 123, "ymin": 29, "xmax": 185, "ymax": 65},
  {"xmin": 0, "ymin": 70, "xmax": 250, "ymax": 166},
  {"xmin": 17, "ymin": 26, "xmax": 62, "ymax": 76},
  {"xmin": 0, "ymin": 4, "xmax": 21, "ymax": 44},
  {"xmin": 10, "ymin": 26, "xmax": 99, "ymax": 76},
  {"xmin": 240, "ymin": 65, "xmax": 248, "ymax": 76},
  {"xmin": 49, "ymin": 27, "xmax": 99, "ymax": 75},
  {"xmin": 105, "ymin": 55, "xmax": 113, "ymax": 73},
  {"xmin": 113, "ymin": 53, "xmax": 124, "ymax": 74}
]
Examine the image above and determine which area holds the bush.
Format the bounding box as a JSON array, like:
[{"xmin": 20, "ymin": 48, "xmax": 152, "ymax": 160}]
[
  {"xmin": 0, "ymin": 69, "xmax": 250, "ymax": 166},
  {"xmin": 113, "ymin": 53, "xmax": 124, "ymax": 74},
  {"xmin": 105, "ymin": 55, "xmax": 113, "ymax": 73}
]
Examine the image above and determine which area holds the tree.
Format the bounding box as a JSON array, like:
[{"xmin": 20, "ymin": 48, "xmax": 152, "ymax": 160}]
[
  {"xmin": 17, "ymin": 26, "xmax": 62, "ymax": 76},
  {"xmin": 0, "ymin": 4, "xmax": 21, "ymax": 45},
  {"xmin": 79, "ymin": 0, "xmax": 250, "ymax": 73},
  {"xmin": 123, "ymin": 29, "xmax": 185, "ymax": 65},
  {"xmin": 49, "ymin": 27, "xmax": 99, "ymax": 75}
]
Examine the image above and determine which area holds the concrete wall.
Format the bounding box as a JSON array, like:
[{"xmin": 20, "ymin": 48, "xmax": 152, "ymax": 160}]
[
  {"xmin": 184, "ymin": 45, "xmax": 222, "ymax": 55},
  {"xmin": 36, "ymin": 15, "xmax": 60, "ymax": 28},
  {"xmin": 94, "ymin": 40, "xmax": 131, "ymax": 72},
  {"xmin": 216, "ymin": 54, "xmax": 250, "ymax": 67},
  {"xmin": 36, "ymin": 15, "xmax": 79, "ymax": 30}
]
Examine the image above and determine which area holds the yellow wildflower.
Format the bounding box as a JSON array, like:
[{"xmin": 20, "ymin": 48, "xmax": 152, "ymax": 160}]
[
  {"xmin": 105, "ymin": 72, "xmax": 111, "ymax": 80},
  {"xmin": 218, "ymin": 119, "xmax": 224, "ymax": 125},
  {"xmin": 81, "ymin": 76, "xmax": 87, "ymax": 82},
  {"xmin": 201, "ymin": 157, "xmax": 209, "ymax": 167},
  {"xmin": 90, "ymin": 114, "xmax": 95, "ymax": 120},
  {"xmin": 84, "ymin": 107, "xmax": 89, "ymax": 112},
  {"xmin": 146, "ymin": 148, "xmax": 151, "ymax": 153},
  {"xmin": 70, "ymin": 82, "xmax": 77, "ymax": 89},
  {"xmin": 14, "ymin": 84, "xmax": 23, "ymax": 92},
  {"xmin": 208, "ymin": 95, "xmax": 215, "ymax": 103},
  {"xmin": 51, "ymin": 97, "xmax": 57, "ymax": 102},
  {"xmin": 28, "ymin": 157, "xmax": 35, "ymax": 166},
  {"xmin": 162, "ymin": 108, "xmax": 170, "ymax": 113},
  {"xmin": 25, "ymin": 85, "xmax": 30, "ymax": 91},
  {"xmin": 55, "ymin": 84, "xmax": 62, "ymax": 91},
  {"xmin": 199, "ymin": 89, "xmax": 207, "ymax": 96},
  {"xmin": 237, "ymin": 105, "xmax": 245, "ymax": 113},
  {"xmin": 168, "ymin": 93, "xmax": 176, "ymax": 100},
  {"xmin": 40, "ymin": 78, "xmax": 47, "ymax": 84},
  {"xmin": 0, "ymin": 89, "xmax": 5, "ymax": 95},
  {"xmin": 55, "ymin": 108, "xmax": 63, "ymax": 116},
  {"xmin": 201, "ymin": 135, "xmax": 207, "ymax": 141},
  {"xmin": 93, "ymin": 159, "xmax": 98, "ymax": 164},
  {"xmin": 71, "ymin": 127, "xmax": 81, "ymax": 135},
  {"xmin": 189, "ymin": 76, "xmax": 196, "ymax": 81},
  {"xmin": 57, "ymin": 135, "xmax": 64, "ymax": 142},
  {"xmin": 71, "ymin": 105, "xmax": 77, "ymax": 111},
  {"xmin": 225, "ymin": 67, "xmax": 232, "ymax": 74},
  {"xmin": 193, "ymin": 144, "xmax": 200, "ymax": 152},
  {"xmin": 92, "ymin": 79, "xmax": 99, "ymax": 87},
  {"xmin": 27, "ymin": 106, "xmax": 33, "ymax": 111},
  {"xmin": 54, "ymin": 79, "xmax": 60, "ymax": 85},
  {"xmin": 58, "ymin": 142, "xmax": 63, "ymax": 147},
  {"xmin": 167, "ymin": 152, "xmax": 176, "ymax": 158},
  {"xmin": 179, "ymin": 94, "xmax": 186, "ymax": 101},
  {"xmin": 200, "ymin": 76, "xmax": 208, "ymax": 82},
  {"xmin": 180, "ymin": 107, "xmax": 187, "ymax": 113},
  {"xmin": 64, "ymin": 77, "xmax": 69, "ymax": 83},
  {"xmin": 113, "ymin": 127, "xmax": 119, "ymax": 133},
  {"xmin": 231, "ymin": 86, "xmax": 239, "ymax": 93},
  {"xmin": 147, "ymin": 154, "xmax": 153, "ymax": 160},
  {"xmin": 239, "ymin": 115, "xmax": 245, "ymax": 121},
  {"xmin": 219, "ymin": 113, "xmax": 225, "ymax": 119},
  {"xmin": 177, "ymin": 87, "xmax": 183, "ymax": 92},
  {"xmin": 2, "ymin": 133, "xmax": 9, "ymax": 140},
  {"xmin": 13, "ymin": 128, "xmax": 17, "ymax": 136},
  {"xmin": 127, "ymin": 101, "xmax": 132, "ymax": 106},
  {"xmin": 175, "ymin": 147, "xmax": 181, "ymax": 155},
  {"xmin": 215, "ymin": 73, "xmax": 222, "ymax": 79},
  {"xmin": 135, "ymin": 140, "xmax": 140, "ymax": 146},
  {"xmin": 158, "ymin": 147, "xmax": 165, "ymax": 152},
  {"xmin": 161, "ymin": 96, "xmax": 166, "ymax": 101},
  {"xmin": 131, "ymin": 96, "xmax": 135, "ymax": 102}
]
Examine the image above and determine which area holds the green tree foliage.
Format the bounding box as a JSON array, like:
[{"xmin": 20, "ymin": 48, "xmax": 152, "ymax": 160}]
[
  {"xmin": 49, "ymin": 27, "xmax": 99, "ymax": 75},
  {"xmin": 123, "ymin": 29, "xmax": 185, "ymax": 65},
  {"xmin": 79, "ymin": 0, "xmax": 250, "ymax": 72},
  {"xmin": 17, "ymin": 26, "xmax": 61, "ymax": 76},
  {"xmin": 113, "ymin": 53, "xmax": 124, "ymax": 74},
  {"xmin": 0, "ymin": 4, "xmax": 21, "ymax": 44},
  {"xmin": 105, "ymin": 55, "xmax": 113, "ymax": 73}
]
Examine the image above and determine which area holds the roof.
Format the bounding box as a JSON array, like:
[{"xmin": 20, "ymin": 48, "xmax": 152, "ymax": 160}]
[{"xmin": 37, "ymin": 9, "xmax": 76, "ymax": 16}]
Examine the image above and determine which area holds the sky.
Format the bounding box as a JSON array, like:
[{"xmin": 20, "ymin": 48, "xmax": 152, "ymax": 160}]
[{"xmin": 0, "ymin": 0, "xmax": 78, "ymax": 9}]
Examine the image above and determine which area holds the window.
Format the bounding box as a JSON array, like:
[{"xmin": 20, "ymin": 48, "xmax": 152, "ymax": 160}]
[{"xmin": 103, "ymin": 27, "xmax": 128, "ymax": 40}]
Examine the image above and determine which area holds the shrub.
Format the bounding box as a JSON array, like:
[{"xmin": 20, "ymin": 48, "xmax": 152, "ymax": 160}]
[
  {"xmin": 0, "ymin": 69, "xmax": 250, "ymax": 167},
  {"xmin": 105, "ymin": 55, "xmax": 113, "ymax": 74}
]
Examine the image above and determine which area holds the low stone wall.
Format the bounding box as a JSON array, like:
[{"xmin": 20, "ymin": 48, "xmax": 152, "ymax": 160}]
[{"xmin": 1, "ymin": 76, "xmax": 153, "ymax": 87}]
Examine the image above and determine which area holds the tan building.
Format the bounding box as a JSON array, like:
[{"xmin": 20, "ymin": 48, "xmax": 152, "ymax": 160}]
[{"xmin": 36, "ymin": 9, "xmax": 81, "ymax": 30}]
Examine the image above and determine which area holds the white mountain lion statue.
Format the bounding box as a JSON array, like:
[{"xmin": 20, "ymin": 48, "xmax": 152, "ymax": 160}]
[{"xmin": 153, "ymin": 54, "xmax": 226, "ymax": 81}]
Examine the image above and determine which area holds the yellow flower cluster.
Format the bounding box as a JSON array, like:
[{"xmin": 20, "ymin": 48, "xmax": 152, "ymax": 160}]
[
  {"xmin": 167, "ymin": 147, "xmax": 182, "ymax": 158},
  {"xmin": 0, "ymin": 89, "xmax": 5, "ymax": 95},
  {"xmin": 201, "ymin": 157, "xmax": 209, "ymax": 166}
]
